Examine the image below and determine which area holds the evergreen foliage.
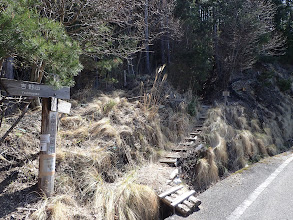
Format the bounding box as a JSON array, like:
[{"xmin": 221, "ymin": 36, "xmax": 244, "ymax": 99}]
[
  {"xmin": 273, "ymin": 0, "xmax": 293, "ymax": 62},
  {"xmin": 0, "ymin": 0, "xmax": 82, "ymax": 87},
  {"xmin": 169, "ymin": 0, "xmax": 213, "ymax": 93}
]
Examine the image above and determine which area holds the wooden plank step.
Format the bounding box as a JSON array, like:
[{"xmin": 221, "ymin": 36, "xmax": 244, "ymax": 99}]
[
  {"xmin": 188, "ymin": 196, "xmax": 201, "ymax": 207},
  {"xmin": 171, "ymin": 190, "xmax": 196, "ymax": 207},
  {"xmin": 183, "ymin": 200, "xmax": 195, "ymax": 209},
  {"xmin": 185, "ymin": 137, "xmax": 197, "ymax": 142},
  {"xmin": 165, "ymin": 152, "xmax": 181, "ymax": 158},
  {"xmin": 176, "ymin": 188, "xmax": 189, "ymax": 195},
  {"xmin": 178, "ymin": 142, "xmax": 194, "ymax": 147},
  {"xmin": 177, "ymin": 204, "xmax": 190, "ymax": 213},
  {"xmin": 172, "ymin": 147, "xmax": 189, "ymax": 152},
  {"xmin": 159, "ymin": 158, "xmax": 177, "ymax": 165},
  {"xmin": 163, "ymin": 196, "xmax": 173, "ymax": 205},
  {"xmin": 170, "ymin": 193, "xmax": 178, "ymax": 199},
  {"xmin": 190, "ymin": 132, "xmax": 201, "ymax": 136}
]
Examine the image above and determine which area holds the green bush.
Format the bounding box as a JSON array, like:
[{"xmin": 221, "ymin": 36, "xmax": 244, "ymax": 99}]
[{"xmin": 103, "ymin": 100, "xmax": 116, "ymax": 114}]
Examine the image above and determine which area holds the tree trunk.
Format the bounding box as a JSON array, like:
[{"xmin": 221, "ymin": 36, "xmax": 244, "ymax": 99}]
[
  {"xmin": 0, "ymin": 58, "xmax": 5, "ymax": 76},
  {"xmin": 213, "ymin": 7, "xmax": 223, "ymax": 88},
  {"xmin": 2, "ymin": 57, "xmax": 14, "ymax": 79},
  {"xmin": 145, "ymin": 0, "xmax": 151, "ymax": 74}
]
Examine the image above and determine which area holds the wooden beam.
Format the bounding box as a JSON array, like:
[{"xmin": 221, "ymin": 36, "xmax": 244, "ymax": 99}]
[
  {"xmin": 1, "ymin": 78, "xmax": 70, "ymax": 99},
  {"xmin": 159, "ymin": 158, "xmax": 177, "ymax": 165},
  {"xmin": 177, "ymin": 204, "xmax": 190, "ymax": 213},
  {"xmin": 188, "ymin": 196, "xmax": 201, "ymax": 207},
  {"xmin": 171, "ymin": 190, "xmax": 195, "ymax": 207},
  {"xmin": 159, "ymin": 185, "xmax": 183, "ymax": 198}
]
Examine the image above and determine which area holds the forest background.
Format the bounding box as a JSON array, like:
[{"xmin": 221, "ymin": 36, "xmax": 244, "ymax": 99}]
[{"xmin": 0, "ymin": 0, "xmax": 292, "ymax": 94}]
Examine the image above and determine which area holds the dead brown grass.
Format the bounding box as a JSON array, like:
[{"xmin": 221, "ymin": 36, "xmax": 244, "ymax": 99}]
[
  {"xmin": 230, "ymin": 138, "xmax": 246, "ymax": 169},
  {"xmin": 213, "ymin": 134, "xmax": 228, "ymax": 166},
  {"xmin": 206, "ymin": 148, "xmax": 219, "ymax": 183},
  {"xmin": 141, "ymin": 65, "xmax": 167, "ymax": 119},
  {"xmin": 83, "ymin": 171, "xmax": 159, "ymax": 220},
  {"xmin": 31, "ymin": 195, "xmax": 91, "ymax": 220},
  {"xmin": 195, "ymin": 158, "xmax": 209, "ymax": 189},
  {"xmin": 60, "ymin": 116, "xmax": 85, "ymax": 128}
]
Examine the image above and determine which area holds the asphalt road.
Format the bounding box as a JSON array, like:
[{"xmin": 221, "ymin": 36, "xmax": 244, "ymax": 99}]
[{"xmin": 166, "ymin": 151, "xmax": 293, "ymax": 220}]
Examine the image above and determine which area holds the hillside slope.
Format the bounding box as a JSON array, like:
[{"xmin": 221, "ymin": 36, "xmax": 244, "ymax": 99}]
[
  {"xmin": 0, "ymin": 83, "xmax": 195, "ymax": 219},
  {"xmin": 181, "ymin": 62, "xmax": 293, "ymax": 191},
  {"xmin": 1, "ymin": 62, "xmax": 293, "ymax": 219}
]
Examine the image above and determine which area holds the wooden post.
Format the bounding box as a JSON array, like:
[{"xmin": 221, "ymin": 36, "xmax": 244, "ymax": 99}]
[
  {"xmin": 223, "ymin": 91, "xmax": 230, "ymax": 106},
  {"xmin": 38, "ymin": 97, "xmax": 58, "ymax": 197}
]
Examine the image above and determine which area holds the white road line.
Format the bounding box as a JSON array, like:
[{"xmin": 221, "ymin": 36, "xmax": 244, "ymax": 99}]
[{"xmin": 227, "ymin": 154, "xmax": 293, "ymax": 220}]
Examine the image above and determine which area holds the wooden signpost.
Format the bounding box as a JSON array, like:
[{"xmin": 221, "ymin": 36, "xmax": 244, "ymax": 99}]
[
  {"xmin": 0, "ymin": 78, "xmax": 70, "ymax": 99},
  {"xmin": 223, "ymin": 90, "xmax": 230, "ymax": 105},
  {"xmin": 0, "ymin": 78, "xmax": 71, "ymax": 197}
]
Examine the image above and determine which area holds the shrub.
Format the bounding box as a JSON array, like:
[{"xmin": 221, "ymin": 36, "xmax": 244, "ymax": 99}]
[{"xmin": 103, "ymin": 100, "xmax": 117, "ymax": 114}]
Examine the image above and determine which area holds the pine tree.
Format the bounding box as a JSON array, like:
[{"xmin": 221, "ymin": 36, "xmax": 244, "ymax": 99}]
[{"xmin": 0, "ymin": 0, "xmax": 83, "ymax": 87}]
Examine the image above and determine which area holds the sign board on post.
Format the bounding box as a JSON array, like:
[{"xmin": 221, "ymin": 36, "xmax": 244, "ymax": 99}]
[
  {"xmin": 0, "ymin": 78, "xmax": 70, "ymax": 99},
  {"xmin": 58, "ymin": 100, "xmax": 71, "ymax": 114},
  {"xmin": 222, "ymin": 91, "xmax": 230, "ymax": 97},
  {"xmin": 222, "ymin": 90, "xmax": 230, "ymax": 106},
  {"xmin": 0, "ymin": 78, "xmax": 70, "ymax": 197}
]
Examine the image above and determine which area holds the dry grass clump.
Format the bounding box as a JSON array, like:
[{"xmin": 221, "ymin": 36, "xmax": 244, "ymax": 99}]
[
  {"xmin": 206, "ymin": 148, "xmax": 219, "ymax": 183},
  {"xmin": 229, "ymin": 137, "xmax": 246, "ymax": 170},
  {"xmin": 31, "ymin": 195, "xmax": 90, "ymax": 220},
  {"xmin": 141, "ymin": 65, "xmax": 167, "ymax": 119},
  {"xmin": 187, "ymin": 148, "xmax": 219, "ymax": 190},
  {"xmin": 90, "ymin": 118, "xmax": 120, "ymax": 143},
  {"xmin": 144, "ymin": 119, "xmax": 165, "ymax": 148},
  {"xmin": 60, "ymin": 116, "xmax": 85, "ymax": 128},
  {"xmin": 80, "ymin": 101, "xmax": 102, "ymax": 118},
  {"xmin": 213, "ymin": 133, "xmax": 228, "ymax": 167},
  {"xmin": 266, "ymin": 144, "xmax": 278, "ymax": 156},
  {"xmin": 251, "ymin": 119, "xmax": 262, "ymax": 132},
  {"xmin": 83, "ymin": 171, "xmax": 159, "ymax": 220},
  {"xmin": 61, "ymin": 126, "xmax": 89, "ymax": 139},
  {"xmin": 194, "ymin": 158, "xmax": 210, "ymax": 190},
  {"xmin": 240, "ymin": 130, "xmax": 258, "ymax": 159},
  {"xmin": 168, "ymin": 112, "xmax": 191, "ymax": 140},
  {"xmin": 256, "ymin": 138, "xmax": 268, "ymax": 156},
  {"xmin": 59, "ymin": 147, "xmax": 115, "ymax": 174}
]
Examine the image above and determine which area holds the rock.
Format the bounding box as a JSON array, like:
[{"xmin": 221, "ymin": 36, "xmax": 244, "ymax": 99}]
[
  {"xmin": 173, "ymin": 177, "xmax": 182, "ymax": 184},
  {"xmin": 170, "ymin": 169, "xmax": 179, "ymax": 180}
]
